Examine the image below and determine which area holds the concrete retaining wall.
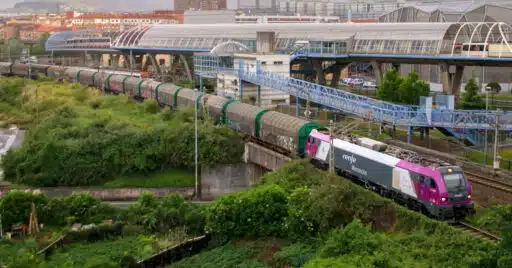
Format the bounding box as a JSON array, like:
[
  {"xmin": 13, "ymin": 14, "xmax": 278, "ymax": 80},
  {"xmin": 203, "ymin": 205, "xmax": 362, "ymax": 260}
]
[
  {"xmin": 0, "ymin": 187, "xmax": 194, "ymax": 201},
  {"xmin": 201, "ymin": 164, "xmax": 249, "ymax": 200},
  {"xmin": 201, "ymin": 163, "xmax": 269, "ymax": 200}
]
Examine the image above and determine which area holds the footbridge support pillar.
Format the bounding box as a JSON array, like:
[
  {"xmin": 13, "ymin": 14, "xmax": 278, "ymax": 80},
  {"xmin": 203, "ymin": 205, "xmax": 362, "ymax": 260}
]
[
  {"xmin": 312, "ymin": 59, "xmax": 326, "ymax": 85},
  {"xmin": 179, "ymin": 54, "xmax": 193, "ymax": 82},
  {"xmin": 452, "ymin": 65, "xmax": 464, "ymax": 103},
  {"xmin": 440, "ymin": 62, "xmax": 464, "ymax": 102},
  {"xmin": 371, "ymin": 60, "xmax": 383, "ymax": 87},
  {"xmin": 89, "ymin": 53, "xmax": 102, "ymax": 67},
  {"xmin": 110, "ymin": 54, "xmax": 120, "ymax": 68},
  {"xmin": 147, "ymin": 54, "xmax": 162, "ymax": 74},
  {"xmin": 330, "ymin": 64, "xmax": 343, "ymax": 89}
]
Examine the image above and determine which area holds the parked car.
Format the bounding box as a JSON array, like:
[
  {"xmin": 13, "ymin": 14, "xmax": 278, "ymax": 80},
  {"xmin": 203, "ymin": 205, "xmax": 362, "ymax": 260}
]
[
  {"xmin": 348, "ymin": 78, "xmax": 364, "ymax": 86},
  {"xmin": 363, "ymin": 80, "xmax": 377, "ymax": 88},
  {"xmin": 342, "ymin": 78, "xmax": 353, "ymax": 85},
  {"xmin": 19, "ymin": 56, "xmax": 38, "ymax": 64}
]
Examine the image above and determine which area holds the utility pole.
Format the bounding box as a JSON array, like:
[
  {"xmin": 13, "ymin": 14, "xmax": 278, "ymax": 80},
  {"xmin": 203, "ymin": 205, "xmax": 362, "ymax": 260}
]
[
  {"xmin": 494, "ymin": 109, "xmax": 502, "ymax": 170},
  {"xmin": 329, "ymin": 119, "xmax": 335, "ymax": 174},
  {"xmin": 484, "ymin": 86, "xmax": 490, "ymax": 165},
  {"xmin": 304, "ymin": 84, "xmax": 311, "ymax": 120}
]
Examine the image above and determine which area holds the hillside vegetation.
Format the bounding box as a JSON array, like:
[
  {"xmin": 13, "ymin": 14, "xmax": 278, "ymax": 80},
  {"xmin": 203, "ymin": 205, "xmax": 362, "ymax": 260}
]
[
  {"xmin": 0, "ymin": 77, "xmax": 244, "ymax": 186},
  {"xmin": 175, "ymin": 159, "xmax": 510, "ymax": 267},
  {"xmin": 2, "ymin": 160, "xmax": 512, "ymax": 267}
]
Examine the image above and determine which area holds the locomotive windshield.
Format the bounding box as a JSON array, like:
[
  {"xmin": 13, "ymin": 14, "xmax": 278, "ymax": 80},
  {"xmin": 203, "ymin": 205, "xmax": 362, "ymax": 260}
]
[{"xmin": 442, "ymin": 173, "xmax": 467, "ymax": 193}]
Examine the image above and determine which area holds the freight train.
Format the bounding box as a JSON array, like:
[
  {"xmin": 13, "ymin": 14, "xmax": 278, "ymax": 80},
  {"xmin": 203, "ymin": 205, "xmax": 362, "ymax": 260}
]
[{"xmin": 0, "ymin": 62, "xmax": 474, "ymax": 221}]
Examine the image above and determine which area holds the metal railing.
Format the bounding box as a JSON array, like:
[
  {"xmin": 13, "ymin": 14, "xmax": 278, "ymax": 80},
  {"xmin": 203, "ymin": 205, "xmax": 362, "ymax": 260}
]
[{"xmin": 201, "ymin": 63, "xmax": 512, "ymax": 130}]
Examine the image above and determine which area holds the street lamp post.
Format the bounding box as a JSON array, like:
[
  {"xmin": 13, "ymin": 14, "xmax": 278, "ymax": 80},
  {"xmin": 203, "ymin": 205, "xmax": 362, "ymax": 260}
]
[{"xmin": 194, "ymin": 88, "xmax": 199, "ymax": 200}]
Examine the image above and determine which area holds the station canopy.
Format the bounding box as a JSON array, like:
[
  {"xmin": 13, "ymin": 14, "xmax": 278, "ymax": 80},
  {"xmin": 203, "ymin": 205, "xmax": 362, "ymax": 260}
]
[
  {"xmin": 46, "ymin": 19, "xmax": 512, "ymax": 57},
  {"xmin": 110, "ymin": 22, "xmax": 512, "ymax": 56},
  {"xmin": 379, "ymin": 3, "xmax": 512, "ymax": 25}
]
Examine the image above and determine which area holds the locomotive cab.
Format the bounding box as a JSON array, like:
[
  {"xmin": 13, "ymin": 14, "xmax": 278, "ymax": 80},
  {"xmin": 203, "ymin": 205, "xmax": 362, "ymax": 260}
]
[{"xmin": 438, "ymin": 166, "xmax": 475, "ymax": 220}]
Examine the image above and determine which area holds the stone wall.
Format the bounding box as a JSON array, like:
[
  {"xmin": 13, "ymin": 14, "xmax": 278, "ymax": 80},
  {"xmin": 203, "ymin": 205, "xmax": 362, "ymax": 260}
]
[{"xmin": 0, "ymin": 187, "xmax": 194, "ymax": 201}]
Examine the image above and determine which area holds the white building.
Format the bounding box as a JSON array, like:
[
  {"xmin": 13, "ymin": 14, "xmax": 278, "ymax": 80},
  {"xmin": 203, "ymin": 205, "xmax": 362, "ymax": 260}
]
[
  {"xmin": 217, "ymin": 53, "xmax": 291, "ymax": 108},
  {"xmin": 235, "ymin": 14, "xmax": 341, "ymax": 23}
]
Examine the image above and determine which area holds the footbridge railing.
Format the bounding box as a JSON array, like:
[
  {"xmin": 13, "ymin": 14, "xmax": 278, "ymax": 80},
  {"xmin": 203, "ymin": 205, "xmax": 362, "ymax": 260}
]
[{"xmin": 211, "ymin": 64, "xmax": 512, "ymax": 130}]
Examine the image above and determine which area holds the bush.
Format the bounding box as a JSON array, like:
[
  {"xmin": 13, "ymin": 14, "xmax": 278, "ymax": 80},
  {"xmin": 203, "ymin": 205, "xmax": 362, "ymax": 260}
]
[
  {"xmin": 143, "ymin": 99, "xmax": 158, "ymax": 114},
  {"xmin": 274, "ymin": 242, "xmax": 317, "ymax": 267},
  {"xmin": 261, "ymin": 159, "xmax": 322, "ymax": 191},
  {"xmin": 159, "ymin": 106, "xmax": 172, "ymax": 120},
  {"xmin": 476, "ymin": 205, "xmax": 512, "ymax": 235},
  {"xmin": 0, "ymin": 191, "xmax": 49, "ymax": 232},
  {"xmin": 284, "ymin": 187, "xmax": 318, "ymax": 239},
  {"xmin": 0, "ymin": 77, "xmax": 24, "ymax": 106},
  {"xmin": 0, "ymin": 191, "xmax": 119, "ymax": 232},
  {"xmin": 3, "ymin": 104, "xmax": 244, "ymax": 186},
  {"xmin": 319, "ymin": 220, "xmax": 379, "ymax": 258},
  {"xmin": 126, "ymin": 192, "xmax": 205, "ymax": 235},
  {"xmin": 65, "ymin": 222, "xmax": 125, "ymax": 243},
  {"xmin": 487, "ymin": 82, "xmax": 502, "ymax": 93},
  {"xmin": 205, "ymin": 184, "xmax": 288, "ymax": 240}
]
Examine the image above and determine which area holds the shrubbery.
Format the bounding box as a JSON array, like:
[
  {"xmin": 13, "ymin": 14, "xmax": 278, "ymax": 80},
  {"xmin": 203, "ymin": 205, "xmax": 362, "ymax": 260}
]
[
  {"xmin": 202, "ymin": 160, "xmax": 498, "ymax": 267},
  {"xmin": 0, "ymin": 191, "xmax": 119, "ymax": 233},
  {"xmin": 0, "ymin": 78, "xmax": 244, "ymax": 186},
  {"xmin": 64, "ymin": 223, "xmax": 124, "ymax": 243},
  {"xmin": 126, "ymin": 192, "xmax": 205, "ymax": 235},
  {"xmin": 205, "ymin": 184, "xmax": 288, "ymax": 240}
]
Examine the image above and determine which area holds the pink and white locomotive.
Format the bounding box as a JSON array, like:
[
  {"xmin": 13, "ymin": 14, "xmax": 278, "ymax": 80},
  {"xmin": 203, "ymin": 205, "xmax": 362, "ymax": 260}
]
[{"xmin": 306, "ymin": 130, "xmax": 474, "ymax": 221}]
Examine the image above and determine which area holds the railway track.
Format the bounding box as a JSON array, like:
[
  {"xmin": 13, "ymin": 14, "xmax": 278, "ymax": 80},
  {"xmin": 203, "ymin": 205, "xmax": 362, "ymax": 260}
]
[
  {"xmin": 451, "ymin": 221, "xmax": 502, "ymax": 242},
  {"xmin": 464, "ymin": 171, "xmax": 512, "ymax": 195}
]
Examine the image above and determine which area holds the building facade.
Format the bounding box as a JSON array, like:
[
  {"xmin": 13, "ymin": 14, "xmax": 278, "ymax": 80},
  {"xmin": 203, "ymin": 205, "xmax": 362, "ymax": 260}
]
[
  {"xmin": 71, "ymin": 12, "xmax": 181, "ymax": 30},
  {"xmin": 235, "ymin": 14, "xmax": 341, "ymax": 23},
  {"xmin": 217, "ymin": 53, "xmax": 291, "ymax": 108},
  {"xmin": 174, "ymin": 0, "xmax": 227, "ymax": 10}
]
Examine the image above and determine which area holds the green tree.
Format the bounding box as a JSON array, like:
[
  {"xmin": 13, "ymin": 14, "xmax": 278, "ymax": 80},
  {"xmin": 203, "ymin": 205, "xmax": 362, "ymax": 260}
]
[
  {"xmin": 461, "ymin": 73, "xmax": 484, "ymax": 109},
  {"xmin": 487, "ymin": 82, "xmax": 502, "ymax": 94},
  {"xmin": 377, "ymin": 68, "xmax": 402, "ymax": 102},
  {"xmin": 397, "ymin": 71, "xmax": 430, "ymax": 105},
  {"xmin": 0, "ymin": 191, "xmax": 49, "ymax": 232},
  {"xmin": 39, "ymin": 32, "xmax": 50, "ymax": 49},
  {"xmin": 30, "ymin": 44, "xmax": 45, "ymax": 55},
  {"xmin": 1, "ymin": 38, "xmax": 25, "ymax": 60}
]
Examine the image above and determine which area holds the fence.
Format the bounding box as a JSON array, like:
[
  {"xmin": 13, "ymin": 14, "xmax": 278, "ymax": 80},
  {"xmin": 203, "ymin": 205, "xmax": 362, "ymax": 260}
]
[{"xmin": 137, "ymin": 234, "xmax": 211, "ymax": 267}]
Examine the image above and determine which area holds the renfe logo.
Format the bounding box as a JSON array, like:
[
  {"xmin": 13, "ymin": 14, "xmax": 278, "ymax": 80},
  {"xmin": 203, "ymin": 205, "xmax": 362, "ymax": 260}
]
[{"xmin": 343, "ymin": 154, "xmax": 357, "ymax": 165}]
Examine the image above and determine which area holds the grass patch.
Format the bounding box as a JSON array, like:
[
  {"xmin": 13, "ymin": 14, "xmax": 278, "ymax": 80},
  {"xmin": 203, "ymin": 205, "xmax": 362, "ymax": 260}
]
[
  {"xmin": 103, "ymin": 169, "xmax": 196, "ymax": 188},
  {"xmin": 41, "ymin": 236, "xmax": 153, "ymax": 267},
  {"xmin": 171, "ymin": 238, "xmax": 288, "ymax": 268}
]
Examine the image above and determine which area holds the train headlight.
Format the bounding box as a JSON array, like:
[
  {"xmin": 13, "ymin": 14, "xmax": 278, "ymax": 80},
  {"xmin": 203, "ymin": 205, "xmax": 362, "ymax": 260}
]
[
  {"xmin": 468, "ymin": 194, "xmax": 472, "ymax": 199},
  {"xmin": 441, "ymin": 197, "xmax": 447, "ymax": 202}
]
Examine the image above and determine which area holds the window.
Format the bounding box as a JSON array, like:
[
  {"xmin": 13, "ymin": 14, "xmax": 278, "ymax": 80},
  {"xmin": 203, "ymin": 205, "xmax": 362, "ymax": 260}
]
[
  {"xmin": 260, "ymin": 61, "xmax": 266, "ymax": 65},
  {"xmin": 426, "ymin": 178, "xmax": 436, "ymax": 189}
]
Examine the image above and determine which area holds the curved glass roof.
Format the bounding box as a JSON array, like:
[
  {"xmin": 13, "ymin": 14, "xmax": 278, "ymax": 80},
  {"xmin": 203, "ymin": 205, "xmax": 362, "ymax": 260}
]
[
  {"xmin": 379, "ymin": 3, "xmax": 512, "ymax": 24},
  {"xmin": 46, "ymin": 21, "xmax": 512, "ymax": 57}
]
